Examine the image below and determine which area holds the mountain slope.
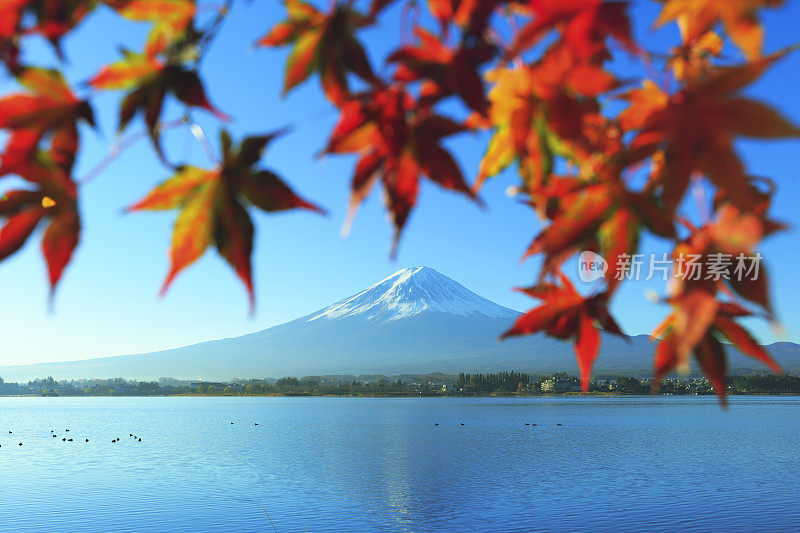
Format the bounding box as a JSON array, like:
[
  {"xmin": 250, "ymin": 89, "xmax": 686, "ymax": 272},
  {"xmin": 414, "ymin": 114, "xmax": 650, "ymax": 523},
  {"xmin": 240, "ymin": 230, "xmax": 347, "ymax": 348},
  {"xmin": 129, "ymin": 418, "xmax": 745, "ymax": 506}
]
[{"xmin": 0, "ymin": 267, "xmax": 797, "ymax": 380}]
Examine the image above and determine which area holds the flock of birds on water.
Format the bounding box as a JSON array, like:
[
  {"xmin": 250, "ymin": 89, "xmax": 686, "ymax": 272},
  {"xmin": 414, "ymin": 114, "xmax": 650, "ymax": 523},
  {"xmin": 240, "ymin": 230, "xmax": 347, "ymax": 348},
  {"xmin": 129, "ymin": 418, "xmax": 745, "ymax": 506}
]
[
  {"xmin": 2, "ymin": 421, "xmax": 564, "ymax": 447},
  {"xmin": 0, "ymin": 428, "xmax": 143, "ymax": 447},
  {"xmin": 1, "ymin": 421, "xmax": 263, "ymax": 448},
  {"xmin": 436, "ymin": 422, "xmax": 563, "ymax": 426}
]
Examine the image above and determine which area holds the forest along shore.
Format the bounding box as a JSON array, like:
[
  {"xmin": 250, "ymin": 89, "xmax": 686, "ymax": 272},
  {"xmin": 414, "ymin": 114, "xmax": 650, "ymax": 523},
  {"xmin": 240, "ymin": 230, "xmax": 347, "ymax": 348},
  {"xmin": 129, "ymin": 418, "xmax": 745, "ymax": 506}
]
[{"xmin": 1, "ymin": 372, "xmax": 799, "ymax": 397}]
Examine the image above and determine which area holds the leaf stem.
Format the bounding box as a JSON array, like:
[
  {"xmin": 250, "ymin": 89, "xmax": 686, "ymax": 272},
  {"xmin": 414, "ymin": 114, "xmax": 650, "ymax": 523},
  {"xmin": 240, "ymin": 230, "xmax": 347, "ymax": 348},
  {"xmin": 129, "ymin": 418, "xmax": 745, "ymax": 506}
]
[
  {"xmin": 691, "ymin": 172, "xmax": 711, "ymax": 225},
  {"xmin": 190, "ymin": 121, "xmax": 219, "ymax": 165}
]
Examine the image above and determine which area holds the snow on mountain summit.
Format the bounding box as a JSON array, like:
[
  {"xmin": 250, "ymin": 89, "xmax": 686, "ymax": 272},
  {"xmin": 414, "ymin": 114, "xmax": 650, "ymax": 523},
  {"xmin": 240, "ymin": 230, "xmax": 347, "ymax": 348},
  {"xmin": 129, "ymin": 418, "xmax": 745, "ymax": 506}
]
[{"xmin": 307, "ymin": 266, "xmax": 518, "ymax": 322}]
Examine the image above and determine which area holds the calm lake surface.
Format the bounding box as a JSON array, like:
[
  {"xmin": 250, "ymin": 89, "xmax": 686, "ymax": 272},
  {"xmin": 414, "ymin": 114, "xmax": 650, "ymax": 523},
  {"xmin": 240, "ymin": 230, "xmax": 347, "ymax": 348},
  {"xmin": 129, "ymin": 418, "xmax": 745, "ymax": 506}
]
[{"xmin": 0, "ymin": 396, "xmax": 798, "ymax": 532}]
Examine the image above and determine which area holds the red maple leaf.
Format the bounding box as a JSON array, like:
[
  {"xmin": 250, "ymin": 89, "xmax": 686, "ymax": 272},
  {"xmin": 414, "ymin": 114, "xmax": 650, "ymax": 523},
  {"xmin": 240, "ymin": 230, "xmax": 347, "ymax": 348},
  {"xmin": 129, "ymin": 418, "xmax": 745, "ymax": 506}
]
[
  {"xmin": 507, "ymin": 0, "xmax": 635, "ymax": 60},
  {"xmin": 128, "ymin": 130, "xmax": 323, "ymax": 308},
  {"xmin": 0, "ymin": 68, "xmax": 94, "ymax": 177},
  {"xmin": 258, "ymin": 0, "xmax": 377, "ymax": 105},
  {"xmin": 0, "ymin": 152, "xmax": 80, "ymax": 294},
  {"xmin": 388, "ymin": 27, "xmax": 495, "ymax": 115},
  {"xmin": 0, "ymin": 0, "xmax": 95, "ymax": 68},
  {"xmin": 626, "ymin": 52, "xmax": 800, "ymax": 212},
  {"xmin": 652, "ymin": 295, "xmax": 781, "ymax": 403},
  {"xmin": 501, "ymin": 273, "xmax": 625, "ymax": 391},
  {"xmin": 324, "ymin": 86, "xmax": 479, "ymax": 254}
]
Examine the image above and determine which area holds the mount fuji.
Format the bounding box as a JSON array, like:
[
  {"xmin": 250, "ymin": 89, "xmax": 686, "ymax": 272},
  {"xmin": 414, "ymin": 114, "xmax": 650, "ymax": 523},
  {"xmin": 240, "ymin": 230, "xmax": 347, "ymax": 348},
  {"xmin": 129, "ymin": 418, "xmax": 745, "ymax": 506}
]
[
  {"xmin": 1, "ymin": 266, "xmax": 798, "ymax": 380},
  {"xmin": 307, "ymin": 266, "xmax": 516, "ymax": 322}
]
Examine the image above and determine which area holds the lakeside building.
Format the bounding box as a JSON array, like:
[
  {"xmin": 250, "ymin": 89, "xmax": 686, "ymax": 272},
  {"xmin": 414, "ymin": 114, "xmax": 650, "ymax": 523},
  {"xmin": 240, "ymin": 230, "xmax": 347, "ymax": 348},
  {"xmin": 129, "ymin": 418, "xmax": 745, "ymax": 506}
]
[
  {"xmin": 189, "ymin": 382, "xmax": 228, "ymax": 390},
  {"xmin": 541, "ymin": 378, "xmax": 581, "ymax": 392}
]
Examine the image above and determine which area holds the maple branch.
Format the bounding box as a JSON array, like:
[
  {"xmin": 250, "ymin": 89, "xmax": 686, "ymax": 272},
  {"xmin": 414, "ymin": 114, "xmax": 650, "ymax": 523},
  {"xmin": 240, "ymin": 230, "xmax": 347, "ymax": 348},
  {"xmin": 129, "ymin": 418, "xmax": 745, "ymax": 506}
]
[
  {"xmin": 497, "ymin": 10, "xmax": 520, "ymax": 54},
  {"xmin": 196, "ymin": 0, "xmax": 234, "ymax": 61},
  {"xmin": 638, "ymin": 51, "xmax": 666, "ymax": 91},
  {"xmin": 78, "ymin": 118, "xmax": 189, "ymax": 185},
  {"xmin": 400, "ymin": 1, "xmax": 421, "ymax": 44},
  {"xmin": 195, "ymin": 2, "xmax": 227, "ymax": 13}
]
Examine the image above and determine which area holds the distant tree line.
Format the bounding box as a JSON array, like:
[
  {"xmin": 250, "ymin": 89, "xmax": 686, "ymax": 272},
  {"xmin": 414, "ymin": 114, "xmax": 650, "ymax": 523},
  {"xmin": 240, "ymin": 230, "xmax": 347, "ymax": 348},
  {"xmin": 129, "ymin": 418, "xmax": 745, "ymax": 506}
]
[
  {"xmin": 0, "ymin": 376, "xmax": 439, "ymax": 397},
  {"xmin": 0, "ymin": 373, "xmax": 799, "ymax": 397},
  {"xmin": 729, "ymin": 374, "xmax": 800, "ymax": 394},
  {"xmin": 457, "ymin": 372, "xmax": 531, "ymax": 394}
]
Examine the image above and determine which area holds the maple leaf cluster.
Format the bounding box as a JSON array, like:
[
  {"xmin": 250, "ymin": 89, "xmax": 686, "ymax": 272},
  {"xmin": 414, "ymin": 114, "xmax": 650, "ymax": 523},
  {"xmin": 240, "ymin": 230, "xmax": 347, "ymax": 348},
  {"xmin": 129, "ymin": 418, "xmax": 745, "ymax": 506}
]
[
  {"xmin": 0, "ymin": 0, "xmax": 323, "ymax": 305},
  {"xmin": 1, "ymin": 0, "xmax": 798, "ymax": 401}
]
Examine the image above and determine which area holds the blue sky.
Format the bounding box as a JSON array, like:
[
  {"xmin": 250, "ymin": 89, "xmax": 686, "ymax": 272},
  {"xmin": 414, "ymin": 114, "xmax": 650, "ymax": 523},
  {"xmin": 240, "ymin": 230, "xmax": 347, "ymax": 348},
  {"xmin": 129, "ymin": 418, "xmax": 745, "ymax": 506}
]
[{"xmin": 0, "ymin": 1, "xmax": 798, "ymax": 366}]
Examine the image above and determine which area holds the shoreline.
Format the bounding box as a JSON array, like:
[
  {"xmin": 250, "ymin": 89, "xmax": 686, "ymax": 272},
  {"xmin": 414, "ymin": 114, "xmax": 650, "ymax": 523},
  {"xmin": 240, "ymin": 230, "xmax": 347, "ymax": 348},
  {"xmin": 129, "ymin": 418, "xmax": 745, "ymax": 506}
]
[{"xmin": 3, "ymin": 391, "xmax": 800, "ymax": 399}]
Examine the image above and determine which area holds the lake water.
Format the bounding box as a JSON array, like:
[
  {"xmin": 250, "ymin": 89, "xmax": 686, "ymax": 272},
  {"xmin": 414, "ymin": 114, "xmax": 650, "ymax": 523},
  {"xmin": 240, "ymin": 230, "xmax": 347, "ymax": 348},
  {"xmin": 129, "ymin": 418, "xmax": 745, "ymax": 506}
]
[{"xmin": 0, "ymin": 396, "xmax": 798, "ymax": 532}]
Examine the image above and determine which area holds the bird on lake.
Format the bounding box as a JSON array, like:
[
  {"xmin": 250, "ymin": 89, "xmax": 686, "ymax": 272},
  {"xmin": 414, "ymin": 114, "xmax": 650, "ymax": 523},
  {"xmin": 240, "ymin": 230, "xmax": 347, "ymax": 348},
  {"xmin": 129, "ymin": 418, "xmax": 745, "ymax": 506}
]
[
  {"xmin": 435, "ymin": 423, "xmax": 439, "ymax": 426},
  {"xmin": 18, "ymin": 443, "xmax": 22, "ymax": 446},
  {"xmin": 8, "ymin": 431, "xmax": 11, "ymax": 434},
  {"xmin": 85, "ymin": 439, "xmax": 89, "ymax": 442},
  {"xmin": 129, "ymin": 434, "xmax": 133, "ymax": 437},
  {"xmin": 254, "ymin": 423, "xmax": 258, "ymax": 426},
  {"xmin": 138, "ymin": 438, "xmax": 141, "ymax": 442},
  {"xmin": 460, "ymin": 423, "xmax": 465, "ymax": 426},
  {"xmin": 67, "ymin": 439, "xmax": 73, "ymax": 442},
  {"xmin": 52, "ymin": 434, "xmax": 57, "ymax": 438},
  {"xmin": 62, "ymin": 437, "xmax": 66, "ymax": 441},
  {"xmin": 65, "ymin": 429, "xmax": 69, "ymax": 432},
  {"xmin": 556, "ymin": 423, "xmax": 562, "ymax": 426},
  {"xmin": 112, "ymin": 439, "xmax": 117, "ymax": 443},
  {"xmin": 532, "ymin": 424, "xmax": 537, "ymax": 426},
  {"xmin": 525, "ymin": 423, "xmax": 530, "ymax": 426}
]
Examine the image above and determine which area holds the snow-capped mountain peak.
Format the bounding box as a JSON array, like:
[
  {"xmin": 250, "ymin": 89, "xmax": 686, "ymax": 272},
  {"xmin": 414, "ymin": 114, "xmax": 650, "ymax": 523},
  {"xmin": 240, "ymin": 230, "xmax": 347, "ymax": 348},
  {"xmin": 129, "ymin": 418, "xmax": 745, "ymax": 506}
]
[{"xmin": 307, "ymin": 266, "xmax": 517, "ymax": 322}]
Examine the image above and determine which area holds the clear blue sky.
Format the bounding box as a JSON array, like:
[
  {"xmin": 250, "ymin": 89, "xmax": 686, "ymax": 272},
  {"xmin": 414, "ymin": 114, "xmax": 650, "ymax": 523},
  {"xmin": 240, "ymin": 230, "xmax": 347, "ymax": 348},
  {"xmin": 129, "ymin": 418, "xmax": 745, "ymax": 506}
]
[{"xmin": 0, "ymin": 1, "xmax": 798, "ymax": 366}]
